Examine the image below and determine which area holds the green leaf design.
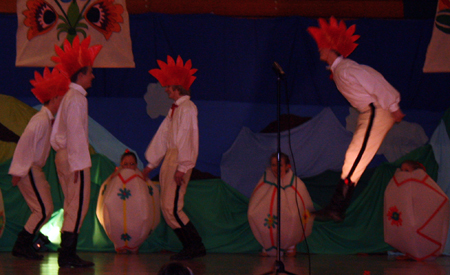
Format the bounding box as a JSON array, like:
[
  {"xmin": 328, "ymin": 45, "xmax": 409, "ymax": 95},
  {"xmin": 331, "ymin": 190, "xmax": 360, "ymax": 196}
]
[
  {"xmin": 54, "ymin": 0, "xmax": 91, "ymax": 42},
  {"xmin": 77, "ymin": 29, "xmax": 87, "ymax": 39},
  {"xmin": 57, "ymin": 29, "xmax": 66, "ymax": 40},
  {"xmin": 78, "ymin": 22, "xmax": 89, "ymax": 29},
  {"xmin": 67, "ymin": 0, "xmax": 81, "ymax": 28},
  {"xmin": 58, "ymin": 15, "xmax": 68, "ymax": 25},
  {"xmin": 57, "ymin": 23, "xmax": 69, "ymax": 30}
]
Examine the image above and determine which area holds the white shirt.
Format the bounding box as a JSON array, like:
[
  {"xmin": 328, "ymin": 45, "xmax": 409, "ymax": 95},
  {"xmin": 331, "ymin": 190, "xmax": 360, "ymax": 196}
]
[
  {"xmin": 145, "ymin": 95, "xmax": 199, "ymax": 173},
  {"xmin": 331, "ymin": 56, "xmax": 401, "ymax": 113},
  {"xmin": 50, "ymin": 83, "xmax": 91, "ymax": 172},
  {"xmin": 9, "ymin": 106, "xmax": 54, "ymax": 177}
]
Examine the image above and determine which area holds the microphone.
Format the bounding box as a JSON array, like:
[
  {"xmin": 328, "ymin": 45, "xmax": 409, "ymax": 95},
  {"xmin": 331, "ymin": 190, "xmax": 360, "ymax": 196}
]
[{"xmin": 272, "ymin": 62, "xmax": 285, "ymax": 78}]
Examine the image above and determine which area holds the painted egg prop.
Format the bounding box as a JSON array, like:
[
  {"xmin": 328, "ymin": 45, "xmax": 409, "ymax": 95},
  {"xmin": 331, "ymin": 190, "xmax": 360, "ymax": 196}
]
[{"xmin": 97, "ymin": 168, "xmax": 160, "ymax": 253}]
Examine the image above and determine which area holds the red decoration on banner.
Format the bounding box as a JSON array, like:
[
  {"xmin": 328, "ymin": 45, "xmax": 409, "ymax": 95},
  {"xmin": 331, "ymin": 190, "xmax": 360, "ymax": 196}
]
[
  {"xmin": 23, "ymin": 0, "xmax": 58, "ymax": 40},
  {"xmin": 85, "ymin": 0, "xmax": 125, "ymax": 40}
]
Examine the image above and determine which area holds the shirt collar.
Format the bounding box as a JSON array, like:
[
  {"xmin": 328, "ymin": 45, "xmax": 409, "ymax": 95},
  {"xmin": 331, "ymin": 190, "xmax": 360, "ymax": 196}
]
[
  {"xmin": 330, "ymin": 56, "xmax": 344, "ymax": 72},
  {"xmin": 174, "ymin": 95, "xmax": 190, "ymax": 105},
  {"xmin": 69, "ymin": 82, "xmax": 88, "ymax": 97},
  {"xmin": 41, "ymin": 106, "xmax": 54, "ymax": 120}
]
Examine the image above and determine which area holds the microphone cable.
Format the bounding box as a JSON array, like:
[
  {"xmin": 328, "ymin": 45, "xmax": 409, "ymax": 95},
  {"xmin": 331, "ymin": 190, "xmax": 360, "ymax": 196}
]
[{"xmin": 282, "ymin": 75, "xmax": 312, "ymax": 275}]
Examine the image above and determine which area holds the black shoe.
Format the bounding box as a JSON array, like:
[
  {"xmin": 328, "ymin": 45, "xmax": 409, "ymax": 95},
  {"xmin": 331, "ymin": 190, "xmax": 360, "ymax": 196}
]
[
  {"xmin": 171, "ymin": 227, "xmax": 190, "ymax": 260},
  {"xmin": 58, "ymin": 231, "xmax": 94, "ymax": 268},
  {"xmin": 170, "ymin": 248, "xmax": 192, "ymax": 260},
  {"xmin": 170, "ymin": 222, "xmax": 206, "ymax": 260},
  {"xmin": 58, "ymin": 252, "xmax": 94, "ymax": 268},
  {"xmin": 170, "ymin": 244, "xmax": 206, "ymax": 260},
  {"xmin": 189, "ymin": 243, "xmax": 206, "ymax": 259},
  {"xmin": 12, "ymin": 229, "xmax": 43, "ymax": 260},
  {"xmin": 312, "ymin": 179, "xmax": 355, "ymax": 222},
  {"xmin": 184, "ymin": 222, "xmax": 206, "ymax": 259}
]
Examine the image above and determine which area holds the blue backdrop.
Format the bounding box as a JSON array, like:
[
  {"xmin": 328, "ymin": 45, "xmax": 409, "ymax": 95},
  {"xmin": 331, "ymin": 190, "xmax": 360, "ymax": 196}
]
[{"xmin": 1, "ymin": 13, "xmax": 449, "ymax": 178}]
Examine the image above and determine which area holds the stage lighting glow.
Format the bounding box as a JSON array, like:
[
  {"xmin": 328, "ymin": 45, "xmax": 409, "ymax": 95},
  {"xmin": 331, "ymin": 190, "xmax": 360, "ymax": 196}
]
[{"xmin": 39, "ymin": 208, "xmax": 64, "ymax": 245}]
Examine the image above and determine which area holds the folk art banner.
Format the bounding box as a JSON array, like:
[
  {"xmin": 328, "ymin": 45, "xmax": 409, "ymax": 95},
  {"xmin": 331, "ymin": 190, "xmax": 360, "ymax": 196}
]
[
  {"xmin": 423, "ymin": 0, "xmax": 450, "ymax": 72},
  {"xmin": 16, "ymin": 0, "xmax": 135, "ymax": 68}
]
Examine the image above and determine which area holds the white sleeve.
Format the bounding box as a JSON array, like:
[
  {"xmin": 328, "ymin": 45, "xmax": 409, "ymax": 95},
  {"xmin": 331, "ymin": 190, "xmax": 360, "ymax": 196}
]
[
  {"xmin": 66, "ymin": 98, "xmax": 91, "ymax": 172},
  {"xmin": 9, "ymin": 119, "xmax": 40, "ymax": 177},
  {"xmin": 145, "ymin": 117, "xmax": 169, "ymax": 169},
  {"xmin": 350, "ymin": 66, "xmax": 401, "ymax": 112},
  {"xmin": 175, "ymin": 107, "xmax": 199, "ymax": 173}
]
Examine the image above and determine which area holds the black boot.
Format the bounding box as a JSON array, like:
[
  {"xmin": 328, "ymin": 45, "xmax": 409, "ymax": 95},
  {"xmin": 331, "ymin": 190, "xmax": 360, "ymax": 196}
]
[
  {"xmin": 58, "ymin": 231, "xmax": 94, "ymax": 268},
  {"xmin": 12, "ymin": 229, "xmax": 43, "ymax": 260},
  {"xmin": 184, "ymin": 221, "xmax": 206, "ymax": 258},
  {"xmin": 313, "ymin": 179, "xmax": 355, "ymax": 222},
  {"xmin": 170, "ymin": 227, "xmax": 191, "ymax": 260},
  {"xmin": 170, "ymin": 222, "xmax": 206, "ymax": 260}
]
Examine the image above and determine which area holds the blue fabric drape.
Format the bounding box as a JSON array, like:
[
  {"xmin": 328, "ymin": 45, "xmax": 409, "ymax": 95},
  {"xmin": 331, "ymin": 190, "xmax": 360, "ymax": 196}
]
[{"xmin": 221, "ymin": 108, "xmax": 352, "ymax": 197}]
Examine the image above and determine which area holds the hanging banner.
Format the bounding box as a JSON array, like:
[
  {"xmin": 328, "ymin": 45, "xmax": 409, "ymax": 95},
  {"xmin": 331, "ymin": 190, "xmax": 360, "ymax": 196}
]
[
  {"xmin": 423, "ymin": 0, "xmax": 450, "ymax": 72},
  {"xmin": 16, "ymin": 0, "xmax": 135, "ymax": 68}
]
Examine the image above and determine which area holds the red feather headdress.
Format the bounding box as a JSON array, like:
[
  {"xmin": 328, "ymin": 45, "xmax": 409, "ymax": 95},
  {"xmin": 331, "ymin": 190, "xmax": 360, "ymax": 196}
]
[
  {"xmin": 51, "ymin": 36, "xmax": 103, "ymax": 78},
  {"xmin": 30, "ymin": 67, "xmax": 70, "ymax": 103},
  {"xmin": 149, "ymin": 55, "xmax": 198, "ymax": 91},
  {"xmin": 307, "ymin": 16, "xmax": 360, "ymax": 58}
]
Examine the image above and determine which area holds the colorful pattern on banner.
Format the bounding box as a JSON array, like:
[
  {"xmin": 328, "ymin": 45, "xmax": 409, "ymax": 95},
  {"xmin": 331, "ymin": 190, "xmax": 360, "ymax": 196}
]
[
  {"xmin": 16, "ymin": 0, "xmax": 135, "ymax": 68},
  {"xmin": 423, "ymin": 0, "xmax": 450, "ymax": 72}
]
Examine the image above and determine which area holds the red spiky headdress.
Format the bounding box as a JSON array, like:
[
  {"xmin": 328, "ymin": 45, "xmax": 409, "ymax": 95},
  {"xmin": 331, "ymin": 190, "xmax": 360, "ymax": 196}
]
[
  {"xmin": 307, "ymin": 16, "xmax": 360, "ymax": 58},
  {"xmin": 149, "ymin": 55, "xmax": 197, "ymax": 91},
  {"xmin": 51, "ymin": 36, "xmax": 103, "ymax": 78},
  {"xmin": 30, "ymin": 67, "xmax": 70, "ymax": 103}
]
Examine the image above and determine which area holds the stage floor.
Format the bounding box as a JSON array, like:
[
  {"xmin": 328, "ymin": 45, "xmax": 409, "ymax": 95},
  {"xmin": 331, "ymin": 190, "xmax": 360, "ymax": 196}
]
[{"xmin": 1, "ymin": 251, "xmax": 450, "ymax": 275}]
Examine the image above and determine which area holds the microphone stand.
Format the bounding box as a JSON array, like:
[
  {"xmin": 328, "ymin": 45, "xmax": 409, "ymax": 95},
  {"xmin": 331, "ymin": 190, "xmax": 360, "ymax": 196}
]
[{"xmin": 262, "ymin": 63, "xmax": 296, "ymax": 275}]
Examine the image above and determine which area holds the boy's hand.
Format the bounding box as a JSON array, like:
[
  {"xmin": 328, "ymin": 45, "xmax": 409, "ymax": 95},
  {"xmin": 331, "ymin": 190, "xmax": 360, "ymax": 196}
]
[
  {"xmin": 391, "ymin": 109, "xmax": 405, "ymax": 123},
  {"xmin": 142, "ymin": 167, "xmax": 152, "ymax": 179},
  {"xmin": 174, "ymin": 171, "xmax": 185, "ymax": 186},
  {"xmin": 12, "ymin": 176, "xmax": 21, "ymax": 186}
]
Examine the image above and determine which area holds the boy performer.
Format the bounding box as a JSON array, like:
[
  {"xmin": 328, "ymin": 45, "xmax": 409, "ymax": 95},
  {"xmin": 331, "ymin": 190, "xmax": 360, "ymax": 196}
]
[
  {"xmin": 9, "ymin": 67, "xmax": 69, "ymax": 260},
  {"xmin": 50, "ymin": 36, "xmax": 102, "ymax": 267},
  {"xmin": 143, "ymin": 55, "xmax": 205, "ymax": 260},
  {"xmin": 307, "ymin": 17, "xmax": 405, "ymax": 222}
]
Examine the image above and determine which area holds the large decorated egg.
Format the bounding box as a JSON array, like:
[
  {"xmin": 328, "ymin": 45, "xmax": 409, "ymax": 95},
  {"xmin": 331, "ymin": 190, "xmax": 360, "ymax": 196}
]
[
  {"xmin": 384, "ymin": 168, "xmax": 450, "ymax": 261},
  {"xmin": 248, "ymin": 169, "xmax": 314, "ymax": 256},
  {"xmin": 97, "ymin": 168, "xmax": 160, "ymax": 253}
]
